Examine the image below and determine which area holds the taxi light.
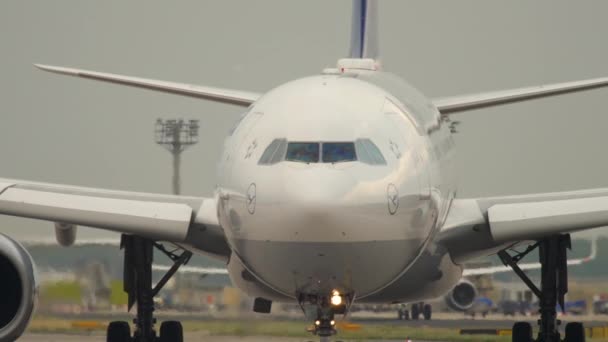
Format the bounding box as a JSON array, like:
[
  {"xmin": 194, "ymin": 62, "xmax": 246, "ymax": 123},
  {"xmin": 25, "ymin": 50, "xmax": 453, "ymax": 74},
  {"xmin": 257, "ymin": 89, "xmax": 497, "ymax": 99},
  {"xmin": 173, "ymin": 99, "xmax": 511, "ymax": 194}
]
[
  {"xmin": 330, "ymin": 320, "xmax": 336, "ymax": 326},
  {"xmin": 315, "ymin": 320, "xmax": 321, "ymax": 326}
]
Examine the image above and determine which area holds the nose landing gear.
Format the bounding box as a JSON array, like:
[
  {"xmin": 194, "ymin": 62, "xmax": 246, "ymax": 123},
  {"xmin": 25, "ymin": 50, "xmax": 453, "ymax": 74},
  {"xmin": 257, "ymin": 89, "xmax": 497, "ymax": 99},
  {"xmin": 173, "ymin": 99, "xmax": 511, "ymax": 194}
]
[
  {"xmin": 307, "ymin": 309, "xmax": 336, "ymax": 341},
  {"xmin": 300, "ymin": 292, "xmax": 352, "ymax": 342}
]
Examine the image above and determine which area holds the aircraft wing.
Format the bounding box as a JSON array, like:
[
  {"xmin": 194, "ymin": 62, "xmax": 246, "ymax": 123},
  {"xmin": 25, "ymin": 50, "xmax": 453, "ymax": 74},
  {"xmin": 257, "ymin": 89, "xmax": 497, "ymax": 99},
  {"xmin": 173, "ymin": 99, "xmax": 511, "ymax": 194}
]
[
  {"xmin": 151, "ymin": 264, "xmax": 228, "ymax": 275},
  {"xmin": 462, "ymin": 239, "xmax": 597, "ymax": 276},
  {"xmin": 21, "ymin": 238, "xmax": 228, "ymax": 275},
  {"xmin": 35, "ymin": 64, "xmax": 260, "ymax": 107},
  {"xmin": 439, "ymin": 189, "xmax": 608, "ymax": 263},
  {"xmin": 433, "ymin": 77, "xmax": 608, "ymax": 114},
  {"xmin": 0, "ymin": 178, "xmax": 230, "ymax": 259}
]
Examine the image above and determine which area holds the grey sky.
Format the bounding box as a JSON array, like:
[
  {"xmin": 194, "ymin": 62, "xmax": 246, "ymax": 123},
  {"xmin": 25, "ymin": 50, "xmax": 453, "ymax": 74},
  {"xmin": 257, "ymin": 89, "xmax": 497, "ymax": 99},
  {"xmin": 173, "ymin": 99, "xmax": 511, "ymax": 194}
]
[{"xmin": 1, "ymin": 1, "xmax": 608, "ymax": 239}]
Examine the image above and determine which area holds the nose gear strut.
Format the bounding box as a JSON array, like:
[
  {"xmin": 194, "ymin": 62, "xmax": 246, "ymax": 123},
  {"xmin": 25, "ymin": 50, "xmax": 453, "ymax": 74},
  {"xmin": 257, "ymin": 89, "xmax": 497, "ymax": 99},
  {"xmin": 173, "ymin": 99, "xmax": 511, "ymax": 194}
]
[{"xmin": 299, "ymin": 292, "xmax": 352, "ymax": 342}]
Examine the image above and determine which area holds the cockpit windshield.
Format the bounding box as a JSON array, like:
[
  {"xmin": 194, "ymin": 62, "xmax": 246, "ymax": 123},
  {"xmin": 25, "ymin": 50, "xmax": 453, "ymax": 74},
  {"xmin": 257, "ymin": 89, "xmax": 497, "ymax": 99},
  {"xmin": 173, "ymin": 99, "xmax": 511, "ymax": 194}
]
[
  {"xmin": 322, "ymin": 142, "xmax": 356, "ymax": 163},
  {"xmin": 285, "ymin": 142, "xmax": 320, "ymax": 163},
  {"xmin": 259, "ymin": 139, "xmax": 386, "ymax": 165}
]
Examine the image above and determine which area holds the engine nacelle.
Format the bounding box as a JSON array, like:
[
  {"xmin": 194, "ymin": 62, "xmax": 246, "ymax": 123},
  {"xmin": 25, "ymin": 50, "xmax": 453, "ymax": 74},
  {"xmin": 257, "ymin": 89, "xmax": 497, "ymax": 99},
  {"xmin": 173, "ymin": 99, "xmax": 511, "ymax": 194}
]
[
  {"xmin": 54, "ymin": 222, "xmax": 77, "ymax": 247},
  {"xmin": 0, "ymin": 233, "xmax": 38, "ymax": 341},
  {"xmin": 444, "ymin": 279, "xmax": 477, "ymax": 311}
]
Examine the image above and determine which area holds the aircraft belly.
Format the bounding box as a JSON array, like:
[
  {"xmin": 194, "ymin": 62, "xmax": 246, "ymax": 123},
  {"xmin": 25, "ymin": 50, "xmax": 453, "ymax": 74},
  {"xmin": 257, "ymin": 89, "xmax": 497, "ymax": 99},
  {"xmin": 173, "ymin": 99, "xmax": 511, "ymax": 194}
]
[
  {"xmin": 230, "ymin": 238, "xmax": 422, "ymax": 298},
  {"xmin": 358, "ymin": 242, "xmax": 462, "ymax": 303}
]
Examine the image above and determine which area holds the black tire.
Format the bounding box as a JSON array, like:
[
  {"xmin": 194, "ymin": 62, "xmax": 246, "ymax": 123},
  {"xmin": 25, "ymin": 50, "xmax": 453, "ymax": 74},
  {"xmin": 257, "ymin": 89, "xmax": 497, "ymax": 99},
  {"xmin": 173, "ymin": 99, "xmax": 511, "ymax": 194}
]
[
  {"xmin": 411, "ymin": 304, "xmax": 420, "ymax": 320},
  {"xmin": 398, "ymin": 310, "xmax": 404, "ymax": 320},
  {"xmin": 565, "ymin": 322, "xmax": 586, "ymax": 342},
  {"xmin": 107, "ymin": 321, "xmax": 131, "ymax": 342},
  {"xmin": 160, "ymin": 321, "xmax": 184, "ymax": 342},
  {"xmin": 512, "ymin": 322, "xmax": 533, "ymax": 342},
  {"xmin": 404, "ymin": 310, "xmax": 410, "ymax": 321},
  {"xmin": 423, "ymin": 304, "xmax": 432, "ymax": 320}
]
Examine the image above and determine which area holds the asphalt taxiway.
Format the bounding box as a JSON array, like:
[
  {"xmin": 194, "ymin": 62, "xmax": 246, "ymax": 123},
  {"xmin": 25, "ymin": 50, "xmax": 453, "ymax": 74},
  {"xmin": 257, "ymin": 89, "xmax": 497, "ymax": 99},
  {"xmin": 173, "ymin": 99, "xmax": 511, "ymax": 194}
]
[
  {"xmin": 354, "ymin": 316, "xmax": 608, "ymax": 329},
  {"xmin": 20, "ymin": 334, "xmax": 423, "ymax": 342}
]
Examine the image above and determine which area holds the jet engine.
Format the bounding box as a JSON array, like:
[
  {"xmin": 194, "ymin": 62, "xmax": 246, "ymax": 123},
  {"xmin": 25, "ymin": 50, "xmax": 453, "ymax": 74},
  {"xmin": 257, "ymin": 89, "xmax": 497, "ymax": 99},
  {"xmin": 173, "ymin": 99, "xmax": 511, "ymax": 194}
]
[
  {"xmin": 444, "ymin": 279, "xmax": 477, "ymax": 311},
  {"xmin": 0, "ymin": 233, "xmax": 38, "ymax": 341},
  {"xmin": 54, "ymin": 222, "xmax": 77, "ymax": 246}
]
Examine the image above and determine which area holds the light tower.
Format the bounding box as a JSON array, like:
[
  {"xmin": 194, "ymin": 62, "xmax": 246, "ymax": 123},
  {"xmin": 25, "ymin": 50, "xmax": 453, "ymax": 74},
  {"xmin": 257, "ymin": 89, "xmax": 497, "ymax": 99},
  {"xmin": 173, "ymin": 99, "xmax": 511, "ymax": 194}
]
[{"xmin": 155, "ymin": 119, "xmax": 199, "ymax": 195}]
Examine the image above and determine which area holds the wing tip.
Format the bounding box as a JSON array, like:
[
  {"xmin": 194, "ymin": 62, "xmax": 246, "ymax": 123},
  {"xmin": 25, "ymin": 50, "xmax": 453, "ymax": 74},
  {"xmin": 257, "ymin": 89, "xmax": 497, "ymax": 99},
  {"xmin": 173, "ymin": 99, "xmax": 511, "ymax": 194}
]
[{"xmin": 34, "ymin": 63, "xmax": 78, "ymax": 76}]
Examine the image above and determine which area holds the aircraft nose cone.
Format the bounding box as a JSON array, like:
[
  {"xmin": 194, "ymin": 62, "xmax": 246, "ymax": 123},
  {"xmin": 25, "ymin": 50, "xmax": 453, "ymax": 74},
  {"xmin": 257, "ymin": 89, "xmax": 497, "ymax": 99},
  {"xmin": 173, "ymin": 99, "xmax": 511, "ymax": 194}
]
[{"xmin": 284, "ymin": 167, "xmax": 356, "ymax": 205}]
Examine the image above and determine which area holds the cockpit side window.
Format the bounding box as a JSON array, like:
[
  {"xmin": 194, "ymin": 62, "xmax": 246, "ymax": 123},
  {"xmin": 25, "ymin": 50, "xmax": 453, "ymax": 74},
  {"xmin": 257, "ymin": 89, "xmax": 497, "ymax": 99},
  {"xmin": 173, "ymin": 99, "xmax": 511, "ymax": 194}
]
[
  {"xmin": 286, "ymin": 142, "xmax": 320, "ymax": 163},
  {"xmin": 322, "ymin": 142, "xmax": 357, "ymax": 163},
  {"xmin": 355, "ymin": 139, "xmax": 387, "ymax": 165},
  {"xmin": 258, "ymin": 138, "xmax": 287, "ymax": 165}
]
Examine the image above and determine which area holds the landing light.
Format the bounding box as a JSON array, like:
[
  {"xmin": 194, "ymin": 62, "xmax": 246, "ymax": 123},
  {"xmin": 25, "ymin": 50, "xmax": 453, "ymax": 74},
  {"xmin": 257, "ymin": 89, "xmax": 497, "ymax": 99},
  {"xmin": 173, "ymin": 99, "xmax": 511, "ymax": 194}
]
[
  {"xmin": 330, "ymin": 320, "xmax": 336, "ymax": 326},
  {"xmin": 315, "ymin": 320, "xmax": 321, "ymax": 326},
  {"xmin": 331, "ymin": 291, "xmax": 342, "ymax": 306}
]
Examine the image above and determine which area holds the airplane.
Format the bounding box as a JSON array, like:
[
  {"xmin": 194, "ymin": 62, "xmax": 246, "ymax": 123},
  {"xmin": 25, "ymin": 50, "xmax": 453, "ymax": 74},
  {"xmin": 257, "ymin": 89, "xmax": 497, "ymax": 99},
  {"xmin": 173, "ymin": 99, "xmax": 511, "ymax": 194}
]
[{"xmin": 2, "ymin": 1, "xmax": 608, "ymax": 341}]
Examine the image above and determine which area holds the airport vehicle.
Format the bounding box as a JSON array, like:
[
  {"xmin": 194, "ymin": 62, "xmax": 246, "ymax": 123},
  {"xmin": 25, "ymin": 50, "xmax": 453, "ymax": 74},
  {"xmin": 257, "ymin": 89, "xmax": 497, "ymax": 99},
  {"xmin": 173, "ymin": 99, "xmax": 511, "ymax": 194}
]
[
  {"xmin": 559, "ymin": 300, "xmax": 587, "ymax": 316},
  {"xmin": 1, "ymin": 1, "xmax": 608, "ymax": 341},
  {"xmin": 593, "ymin": 296, "xmax": 608, "ymax": 315},
  {"xmin": 465, "ymin": 297, "xmax": 494, "ymax": 318}
]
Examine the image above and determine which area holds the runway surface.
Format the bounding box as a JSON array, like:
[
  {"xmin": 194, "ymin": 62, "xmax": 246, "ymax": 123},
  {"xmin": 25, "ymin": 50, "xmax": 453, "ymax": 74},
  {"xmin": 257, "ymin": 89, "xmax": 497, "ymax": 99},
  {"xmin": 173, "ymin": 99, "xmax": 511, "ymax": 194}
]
[
  {"xmin": 22, "ymin": 313, "xmax": 608, "ymax": 341},
  {"xmin": 20, "ymin": 334, "xmax": 423, "ymax": 342}
]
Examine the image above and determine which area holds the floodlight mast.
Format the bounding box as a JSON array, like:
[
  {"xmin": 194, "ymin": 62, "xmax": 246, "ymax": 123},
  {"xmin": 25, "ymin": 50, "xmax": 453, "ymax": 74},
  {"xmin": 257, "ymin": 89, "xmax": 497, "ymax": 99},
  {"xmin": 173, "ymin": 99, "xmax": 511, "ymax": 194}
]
[{"xmin": 154, "ymin": 119, "xmax": 199, "ymax": 195}]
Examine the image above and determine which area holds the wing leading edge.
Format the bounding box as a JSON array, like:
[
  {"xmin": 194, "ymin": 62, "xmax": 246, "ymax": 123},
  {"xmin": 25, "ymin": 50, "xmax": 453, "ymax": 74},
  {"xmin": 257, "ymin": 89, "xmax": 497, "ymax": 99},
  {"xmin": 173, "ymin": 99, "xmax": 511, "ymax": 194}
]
[
  {"xmin": 439, "ymin": 188, "xmax": 608, "ymax": 263},
  {"xmin": 0, "ymin": 178, "xmax": 230, "ymax": 259},
  {"xmin": 35, "ymin": 64, "xmax": 260, "ymax": 107},
  {"xmin": 433, "ymin": 76, "xmax": 608, "ymax": 114}
]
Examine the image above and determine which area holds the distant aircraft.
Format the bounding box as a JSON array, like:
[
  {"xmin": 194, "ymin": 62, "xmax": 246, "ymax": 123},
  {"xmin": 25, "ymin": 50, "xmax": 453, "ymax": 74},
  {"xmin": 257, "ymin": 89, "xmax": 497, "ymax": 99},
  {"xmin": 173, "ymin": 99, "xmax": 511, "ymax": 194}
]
[
  {"xmin": 466, "ymin": 297, "xmax": 494, "ymax": 318},
  {"xmin": 1, "ymin": 1, "xmax": 608, "ymax": 341}
]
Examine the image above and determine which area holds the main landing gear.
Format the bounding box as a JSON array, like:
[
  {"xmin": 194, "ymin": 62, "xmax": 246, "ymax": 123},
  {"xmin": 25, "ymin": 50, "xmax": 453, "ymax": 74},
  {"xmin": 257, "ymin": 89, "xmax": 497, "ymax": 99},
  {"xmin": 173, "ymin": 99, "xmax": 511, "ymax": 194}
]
[
  {"xmin": 398, "ymin": 302, "xmax": 432, "ymax": 321},
  {"xmin": 106, "ymin": 235, "xmax": 192, "ymax": 342},
  {"xmin": 498, "ymin": 234, "xmax": 585, "ymax": 342}
]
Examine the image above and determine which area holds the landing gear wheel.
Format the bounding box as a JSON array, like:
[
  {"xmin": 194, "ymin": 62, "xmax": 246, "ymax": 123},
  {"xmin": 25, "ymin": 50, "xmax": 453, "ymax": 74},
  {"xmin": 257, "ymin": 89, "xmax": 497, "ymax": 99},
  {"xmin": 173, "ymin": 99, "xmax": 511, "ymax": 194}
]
[
  {"xmin": 512, "ymin": 322, "xmax": 533, "ymax": 342},
  {"xmin": 160, "ymin": 321, "xmax": 184, "ymax": 342},
  {"xmin": 107, "ymin": 321, "xmax": 131, "ymax": 342},
  {"xmin": 565, "ymin": 322, "xmax": 586, "ymax": 342},
  {"xmin": 423, "ymin": 304, "xmax": 432, "ymax": 320},
  {"xmin": 411, "ymin": 303, "xmax": 420, "ymax": 320}
]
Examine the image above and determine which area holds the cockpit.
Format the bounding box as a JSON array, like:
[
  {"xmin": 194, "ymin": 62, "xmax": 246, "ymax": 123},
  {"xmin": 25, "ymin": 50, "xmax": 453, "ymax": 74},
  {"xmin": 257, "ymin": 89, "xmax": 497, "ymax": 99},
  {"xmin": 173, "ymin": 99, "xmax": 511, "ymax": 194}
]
[{"xmin": 258, "ymin": 139, "xmax": 386, "ymax": 165}]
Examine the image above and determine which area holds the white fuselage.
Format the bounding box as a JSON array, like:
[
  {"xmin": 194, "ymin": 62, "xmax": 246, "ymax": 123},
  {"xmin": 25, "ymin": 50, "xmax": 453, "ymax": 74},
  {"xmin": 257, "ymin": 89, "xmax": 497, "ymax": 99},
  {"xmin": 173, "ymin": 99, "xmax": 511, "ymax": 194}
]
[{"xmin": 215, "ymin": 69, "xmax": 460, "ymax": 303}]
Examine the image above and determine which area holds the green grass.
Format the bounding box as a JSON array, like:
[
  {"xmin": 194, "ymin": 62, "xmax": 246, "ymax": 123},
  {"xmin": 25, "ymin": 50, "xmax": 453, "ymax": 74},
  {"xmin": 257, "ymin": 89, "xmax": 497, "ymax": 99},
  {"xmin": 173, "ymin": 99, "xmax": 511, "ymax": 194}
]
[
  {"xmin": 109, "ymin": 280, "xmax": 127, "ymax": 305},
  {"xmin": 40, "ymin": 281, "xmax": 82, "ymax": 303}
]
